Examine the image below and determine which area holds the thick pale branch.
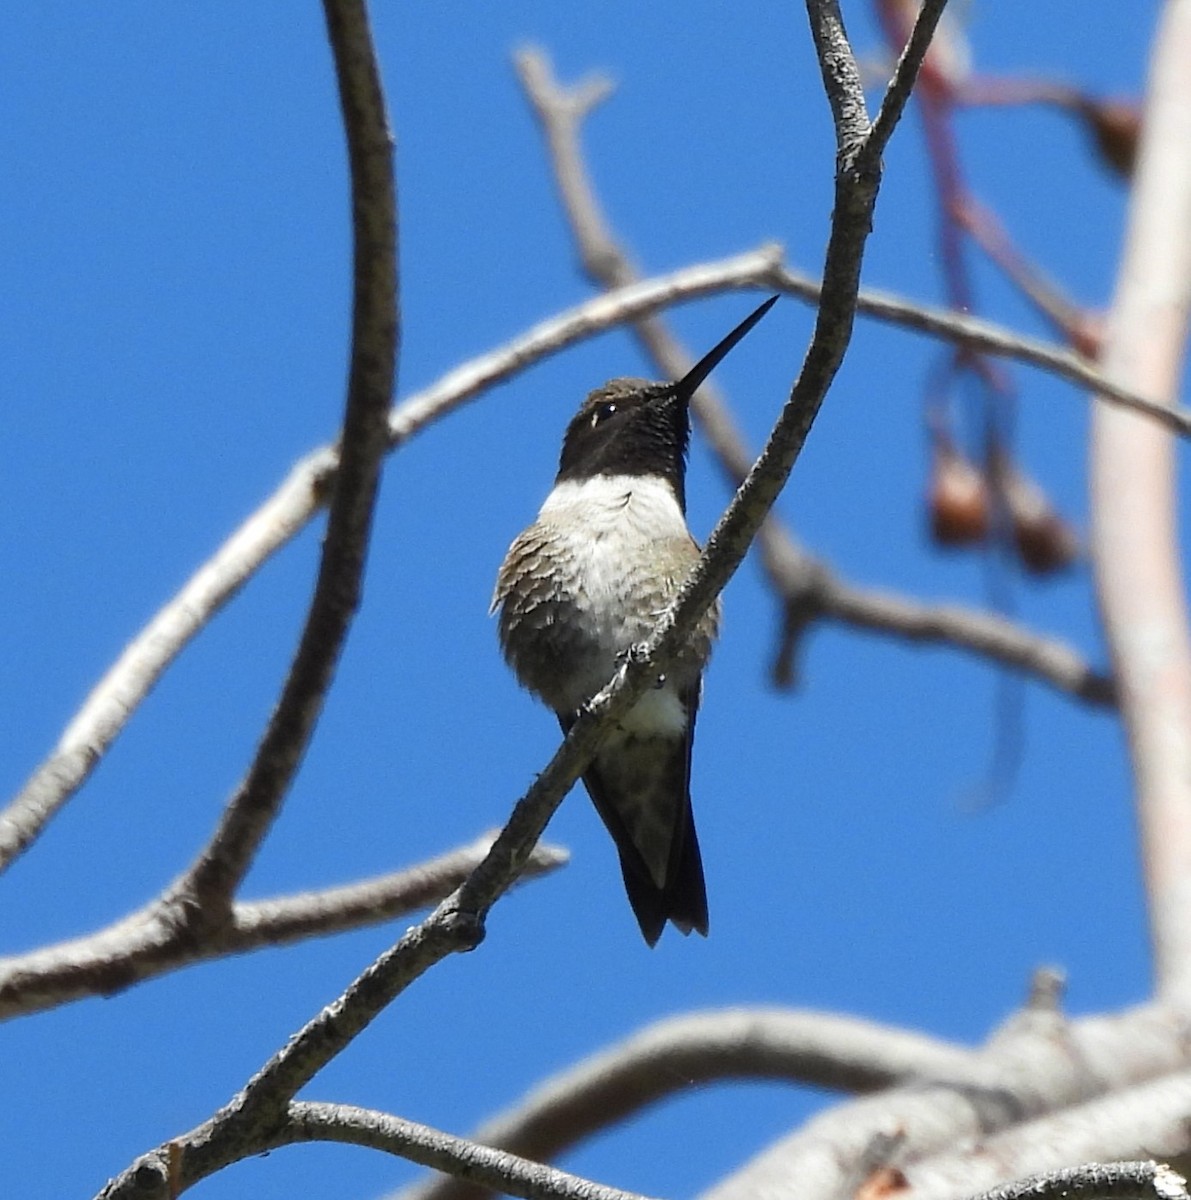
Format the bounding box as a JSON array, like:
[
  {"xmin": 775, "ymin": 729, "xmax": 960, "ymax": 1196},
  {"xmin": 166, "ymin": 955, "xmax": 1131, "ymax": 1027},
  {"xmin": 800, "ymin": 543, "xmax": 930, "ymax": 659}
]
[
  {"xmin": 961, "ymin": 1162, "xmax": 1188, "ymax": 1200},
  {"xmin": 399, "ymin": 1009, "xmax": 979, "ymax": 1200},
  {"xmin": 905, "ymin": 1073, "xmax": 1191, "ymax": 1200},
  {"xmin": 1090, "ymin": 0, "xmax": 1191, "ymax": 1000},
  {"xmin": 701, "ymin": 999, "xmax": 1191, "ymax": 1200}
]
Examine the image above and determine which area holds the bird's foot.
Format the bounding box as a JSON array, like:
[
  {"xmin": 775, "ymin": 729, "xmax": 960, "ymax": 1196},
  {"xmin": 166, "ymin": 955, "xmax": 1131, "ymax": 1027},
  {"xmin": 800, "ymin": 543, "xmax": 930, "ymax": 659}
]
[{"xmin": 619, "ymin": 642, "xmax": 666, "ymax": 688}]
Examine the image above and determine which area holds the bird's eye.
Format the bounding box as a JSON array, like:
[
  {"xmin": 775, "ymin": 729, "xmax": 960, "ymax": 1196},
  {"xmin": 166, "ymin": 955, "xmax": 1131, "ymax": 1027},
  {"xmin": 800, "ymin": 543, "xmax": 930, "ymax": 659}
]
[{"xmin": 590, "ymin": 402, "xmax": 617, "ymax": 429}]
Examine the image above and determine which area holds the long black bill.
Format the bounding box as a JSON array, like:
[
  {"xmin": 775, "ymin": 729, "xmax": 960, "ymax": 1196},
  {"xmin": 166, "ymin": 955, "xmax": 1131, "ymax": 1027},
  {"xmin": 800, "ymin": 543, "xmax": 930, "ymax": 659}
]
[{"xmin": 674, "ymin": 295, "xmax": 778, "ymax": 402}]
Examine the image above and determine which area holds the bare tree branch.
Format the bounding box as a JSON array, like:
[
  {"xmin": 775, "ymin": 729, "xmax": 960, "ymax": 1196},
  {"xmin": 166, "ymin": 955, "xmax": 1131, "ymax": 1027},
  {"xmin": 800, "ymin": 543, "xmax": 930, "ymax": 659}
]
[
  {"xmin": 386, "ymin": 248, "xmax": 784, "ymax": 447},
  {"xmin": 398, "ymin": 1009, "xmax": 980, "ymax": 1200},
  {"xmin": 904, "ymin": 1072, "xmax": 1191, "ymax": 1200},
  {"xmin": 278, "ymin": 1101, "xmax": 659, "ymax": 1200},
  {"xmin": 700, "ymin": 992, "xmax": 1191, "ymax": 1200},
  {"xmin": 167, "ymin": 0, "xmax": 399, "ymax": 923},
  {"xmin": 832, "ymin": 270, "xmax": 1191, "ymax": 436},
  {"xmin": 0, "ymin": 446, "xmax": 337, "ymax": 874},
  {"xmin": 0, "ymin": 834, "xmax": 566, "ymax": 1021},
  {"xmin": 226, "ymin": 835, "xmax": 566, "ymax": 949},
  {"xmin": 98, "ymin": 1099, "xmax": 659, "ymax": 1200},
  {"xmin": 798, "ymin": 579, "xmax": 1115, "ymax": 705},
  {"xmin": 513, "ymin": 47, "xmax": 1116, "ymax": 712},
  {"xmin": 961, "ymin": 1162, "xmax": 1188, "ymax": 1200},
  {"xmin": 1089, "ymin": 0, "xmax": 1191, "ymax": 1001}
]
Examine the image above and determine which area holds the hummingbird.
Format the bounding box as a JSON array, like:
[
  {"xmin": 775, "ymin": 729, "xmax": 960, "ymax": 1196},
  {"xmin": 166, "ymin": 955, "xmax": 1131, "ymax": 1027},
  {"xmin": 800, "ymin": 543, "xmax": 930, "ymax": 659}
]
[{"xmin": 491, "ymin": 296, "xmax": 777, "ymax": 945}]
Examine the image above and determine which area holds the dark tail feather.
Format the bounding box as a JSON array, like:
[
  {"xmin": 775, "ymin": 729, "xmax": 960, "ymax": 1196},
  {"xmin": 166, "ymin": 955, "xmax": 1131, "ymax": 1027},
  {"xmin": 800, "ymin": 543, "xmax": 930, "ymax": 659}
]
[
  {"xmin": 558, "ymin": 712, "xmax": 709, "ymax": 946},
  {"xmin": 617, "ymin": 811, "xmax": 708, "ymax": 947}
]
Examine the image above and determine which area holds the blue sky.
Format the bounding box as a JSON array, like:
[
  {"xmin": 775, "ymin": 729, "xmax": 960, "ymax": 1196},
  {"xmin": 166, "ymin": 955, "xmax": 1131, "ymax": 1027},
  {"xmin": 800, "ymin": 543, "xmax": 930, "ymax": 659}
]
[{"xmin": 0, "ymin": 4, "xmax": 1164, "ymax": 1198}]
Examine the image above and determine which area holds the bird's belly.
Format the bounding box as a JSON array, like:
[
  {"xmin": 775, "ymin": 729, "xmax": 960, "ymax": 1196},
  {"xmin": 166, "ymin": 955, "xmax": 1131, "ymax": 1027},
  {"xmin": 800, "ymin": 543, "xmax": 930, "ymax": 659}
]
[
  {"xmin": 510, "ymin": 533, "xmax": 713, "ymax": 716},
  {"xmin": 534, "ymin": 535, "xmax": 670, "ymax": 711}
]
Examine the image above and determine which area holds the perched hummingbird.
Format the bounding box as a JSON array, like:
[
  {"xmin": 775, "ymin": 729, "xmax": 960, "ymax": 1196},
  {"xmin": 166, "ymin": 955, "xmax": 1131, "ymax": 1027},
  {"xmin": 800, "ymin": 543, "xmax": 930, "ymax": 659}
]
[{"xmin": 491, "ymin": 297, "xmax": 777, "ymax": 945}]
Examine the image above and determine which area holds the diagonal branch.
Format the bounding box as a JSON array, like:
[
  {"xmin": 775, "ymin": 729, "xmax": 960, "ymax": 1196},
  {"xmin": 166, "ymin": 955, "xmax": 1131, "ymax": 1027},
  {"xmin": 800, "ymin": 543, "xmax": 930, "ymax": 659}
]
[{"xmin": 514, "ymin": 47, "xmax": 1116, "ymax": 710}]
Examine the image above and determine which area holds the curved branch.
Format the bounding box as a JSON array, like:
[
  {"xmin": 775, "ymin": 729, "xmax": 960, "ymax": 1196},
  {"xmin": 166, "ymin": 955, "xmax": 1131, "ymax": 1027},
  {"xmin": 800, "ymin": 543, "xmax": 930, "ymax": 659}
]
[
  {"xmin": 514, "ymin": 47, "xmax": 1115, "ymax": 711},
  {"xmin": 171, "ymin": 0, "xmax": 399, "ymax": 918},
  {"xmin": 97, "ymin": 1099, "xmax": 658, "ymax": 1200},
  {"xmin": 278, "ymin": 1101, "xmax": 657, "ymax": 1200},
  {"xmin": 399, "ymin": 1009, "xmax": 979, "ymax": 1200}
]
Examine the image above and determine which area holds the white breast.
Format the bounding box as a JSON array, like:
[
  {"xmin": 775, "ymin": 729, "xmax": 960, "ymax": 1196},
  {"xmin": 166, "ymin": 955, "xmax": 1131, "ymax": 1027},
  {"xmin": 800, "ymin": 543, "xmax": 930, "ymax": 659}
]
[
  {"xmin": 533, "ymin": 474, "xmax": 696, "ymax": 711},
  {"xmin": 538, "ymin": 475, "xmax": 689, "ymax": 611},
  {"xmin": 538, "ymin": 474, "xmax": 687, "ymax": 537}
]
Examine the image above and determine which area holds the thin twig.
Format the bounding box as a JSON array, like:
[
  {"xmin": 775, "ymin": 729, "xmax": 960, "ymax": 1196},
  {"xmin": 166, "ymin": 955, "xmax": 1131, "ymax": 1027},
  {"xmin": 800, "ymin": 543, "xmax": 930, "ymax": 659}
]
[
  {"xmin": 279, "ymin": 1101, "xmax": 659, "ymax": 1200},
  {"xmin": 0, "ymin": 835, "xmax": 567, "ymax": 1021}
]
